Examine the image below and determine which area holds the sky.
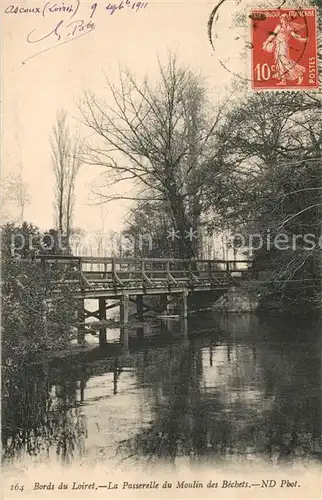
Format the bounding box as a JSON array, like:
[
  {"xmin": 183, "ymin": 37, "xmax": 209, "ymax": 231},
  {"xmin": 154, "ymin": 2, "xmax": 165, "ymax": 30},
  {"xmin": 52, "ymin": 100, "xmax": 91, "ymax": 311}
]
[{"xmin": 3, "ymin": 0, "xmax": 258, "ymax": 234}]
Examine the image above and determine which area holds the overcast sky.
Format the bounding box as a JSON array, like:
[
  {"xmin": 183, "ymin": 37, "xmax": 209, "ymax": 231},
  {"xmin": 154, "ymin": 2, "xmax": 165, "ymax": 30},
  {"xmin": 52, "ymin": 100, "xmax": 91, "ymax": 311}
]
[{"xmin": 3, "ymin": 0, "xmax": 257, "ymax": 233}]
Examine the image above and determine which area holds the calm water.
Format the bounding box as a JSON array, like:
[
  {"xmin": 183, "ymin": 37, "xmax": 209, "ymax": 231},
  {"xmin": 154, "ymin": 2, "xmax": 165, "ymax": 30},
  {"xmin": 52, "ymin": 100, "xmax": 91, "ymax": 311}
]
[{"xmin": 2, "ymin": 312, "xmax": 322, "ymax": 470}]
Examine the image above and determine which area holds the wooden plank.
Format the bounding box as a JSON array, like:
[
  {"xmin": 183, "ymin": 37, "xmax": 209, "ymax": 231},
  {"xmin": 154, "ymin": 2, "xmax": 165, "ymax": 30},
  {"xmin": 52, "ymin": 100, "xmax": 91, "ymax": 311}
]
[{"xmin": 33, "ymin": 254, "xmax": 254, "ymax": 268}]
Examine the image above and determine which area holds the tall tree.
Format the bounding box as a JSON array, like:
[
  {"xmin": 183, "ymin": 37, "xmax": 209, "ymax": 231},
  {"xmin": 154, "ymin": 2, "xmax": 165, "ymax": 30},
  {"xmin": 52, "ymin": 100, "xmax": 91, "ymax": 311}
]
[
  {"xmin": 79, "ymin": 55, "xmax": 227, "ymax": 258},
  {"xmin": 50, "ymin": 110, "xmax": 81, "ymax": 249}
]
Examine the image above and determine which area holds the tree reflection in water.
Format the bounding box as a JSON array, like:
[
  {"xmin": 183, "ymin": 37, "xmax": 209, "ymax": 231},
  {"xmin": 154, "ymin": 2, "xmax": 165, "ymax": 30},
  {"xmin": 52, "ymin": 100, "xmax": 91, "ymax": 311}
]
[
  {"xmin": 2, "ymin": 314, "xmax": 321, "ymax": 468},
  {"xmin": 119, "ymin": 315, "xmax": 321, "ymax": 466},
  {"xmin": 2, "ymin": 363, "xmax": 89, "ymax": 465}
]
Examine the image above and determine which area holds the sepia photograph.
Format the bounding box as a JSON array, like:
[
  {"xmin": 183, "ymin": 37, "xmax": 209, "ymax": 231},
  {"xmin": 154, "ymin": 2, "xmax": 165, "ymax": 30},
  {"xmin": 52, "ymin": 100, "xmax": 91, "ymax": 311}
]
[{"xmin": 2, "ymin": 0, "xmax": 322, "ymax": 498}]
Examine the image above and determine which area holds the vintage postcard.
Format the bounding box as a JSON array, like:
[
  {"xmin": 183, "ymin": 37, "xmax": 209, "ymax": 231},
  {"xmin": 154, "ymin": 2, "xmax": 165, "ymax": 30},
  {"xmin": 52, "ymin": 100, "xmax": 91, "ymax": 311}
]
[{"xmin": 2, "ymin": 0, "xmax": 321, "ymax": 499}]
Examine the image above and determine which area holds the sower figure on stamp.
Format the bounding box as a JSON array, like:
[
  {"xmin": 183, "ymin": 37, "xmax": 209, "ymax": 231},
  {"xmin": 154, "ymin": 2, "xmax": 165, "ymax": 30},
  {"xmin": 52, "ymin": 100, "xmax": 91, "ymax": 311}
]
[{"xmin": 263, "ymin": 13, "xmax": 307, "ymax": 85}]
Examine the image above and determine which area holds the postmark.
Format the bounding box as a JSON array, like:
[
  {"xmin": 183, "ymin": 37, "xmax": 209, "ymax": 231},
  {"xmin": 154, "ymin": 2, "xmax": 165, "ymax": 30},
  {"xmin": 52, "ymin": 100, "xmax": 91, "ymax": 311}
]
[{"xmin": 250, "ymin": 7, "xmax": 318, "ymax": 90}]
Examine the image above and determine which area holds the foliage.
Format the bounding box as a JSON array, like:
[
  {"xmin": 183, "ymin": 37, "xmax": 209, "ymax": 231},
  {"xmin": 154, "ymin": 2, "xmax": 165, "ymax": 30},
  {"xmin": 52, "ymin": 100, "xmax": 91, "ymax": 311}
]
[
  {"xmin": 122, "ymin": 199, "xmax": 175, "ymax": 258},
  {"xmin": 1, "ymin": 223, "xmax": 78, "ymax": 360},
  {"xmin": 204, "ymin": 91, "xmax": 322, "ymax": 311}
]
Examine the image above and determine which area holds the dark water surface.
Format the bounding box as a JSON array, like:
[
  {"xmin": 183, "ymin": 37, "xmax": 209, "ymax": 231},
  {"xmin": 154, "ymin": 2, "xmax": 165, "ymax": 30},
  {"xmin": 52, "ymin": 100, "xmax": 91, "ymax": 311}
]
[{"xmin": 2, "ymin": 313, "xmax": 322, "ymax": 470}]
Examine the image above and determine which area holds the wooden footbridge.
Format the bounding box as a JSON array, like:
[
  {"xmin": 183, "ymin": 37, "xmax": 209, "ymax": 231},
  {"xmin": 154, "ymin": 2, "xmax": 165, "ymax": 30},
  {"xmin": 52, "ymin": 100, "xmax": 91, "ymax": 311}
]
[{"xmin": 34, "ymin": 255, "xmax": 256, "ymax": 347}]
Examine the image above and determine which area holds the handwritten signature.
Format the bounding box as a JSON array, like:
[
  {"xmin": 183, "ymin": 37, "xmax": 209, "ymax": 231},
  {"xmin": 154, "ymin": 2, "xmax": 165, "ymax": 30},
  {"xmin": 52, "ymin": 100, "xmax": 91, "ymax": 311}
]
[{"xmin": 23, "ymin": 18, "xmax": 95, "ymax": 64}]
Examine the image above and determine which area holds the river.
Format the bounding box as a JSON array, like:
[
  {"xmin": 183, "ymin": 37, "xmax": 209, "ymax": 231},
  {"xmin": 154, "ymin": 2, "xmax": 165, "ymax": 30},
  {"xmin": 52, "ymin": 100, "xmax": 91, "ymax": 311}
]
[{"xmin": 2, "ymin": 312, "xmax": 321, "ymax": 474}]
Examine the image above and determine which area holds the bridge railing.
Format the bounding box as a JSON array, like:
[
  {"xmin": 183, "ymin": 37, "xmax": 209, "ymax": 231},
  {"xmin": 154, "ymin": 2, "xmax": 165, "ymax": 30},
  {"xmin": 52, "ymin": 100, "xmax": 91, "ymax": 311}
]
[
  {"xmin": 26, "ymin": 255, "xmax": 254, "ymax": 287},
  {"xmin": 78, "ymin": 257, "xmax": 251, "ymax": 268},
  {"xmin": 29, "ymin": 255, "xmax": 253, "ymax": 268}
]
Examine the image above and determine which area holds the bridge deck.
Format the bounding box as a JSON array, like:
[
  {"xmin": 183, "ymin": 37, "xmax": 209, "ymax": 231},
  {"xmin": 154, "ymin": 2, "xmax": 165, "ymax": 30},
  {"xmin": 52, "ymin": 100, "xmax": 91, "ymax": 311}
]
[{"xmin": 32, "ymin": 255, "xmax": 255, "ymax": 298}]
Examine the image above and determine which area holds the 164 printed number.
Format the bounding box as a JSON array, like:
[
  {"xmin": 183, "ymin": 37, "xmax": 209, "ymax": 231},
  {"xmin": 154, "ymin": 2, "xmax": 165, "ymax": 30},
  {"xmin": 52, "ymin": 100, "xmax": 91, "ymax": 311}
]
[{"xmin": 10, "ymin": 484, "xmax": 24, "ymax": 493}]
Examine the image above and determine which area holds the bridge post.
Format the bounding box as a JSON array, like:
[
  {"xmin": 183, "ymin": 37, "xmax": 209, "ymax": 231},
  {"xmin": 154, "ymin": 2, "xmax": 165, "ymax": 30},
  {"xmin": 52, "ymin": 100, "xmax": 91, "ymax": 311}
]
[
  {"xmin": 98, "ymin": 297, "xmax": 107, "ymax": 346},
  {"xmin": 77, "ymin": 299, "xmax": 86, "ymax": 345},
  {"xmin": 120, "ymin": 293, "xmax": 129, "ymax": 349},
  {"xmin": 160, "ymin": 294, "xmax": 170, "ymax": 314},
  {"xmin": 180, "ymin": 289, "xmax": 188, "ymax": 319},
  {"xmin": 136, "ymin": 294, "xmax": 144, "ymax": 338},
  {"xmin": 136, "ymin": 295, "xmax": 144, "ymax": 319},
  {"xmin": 181, "ymin": 317, "xmax": 188, "ymax": 341}
]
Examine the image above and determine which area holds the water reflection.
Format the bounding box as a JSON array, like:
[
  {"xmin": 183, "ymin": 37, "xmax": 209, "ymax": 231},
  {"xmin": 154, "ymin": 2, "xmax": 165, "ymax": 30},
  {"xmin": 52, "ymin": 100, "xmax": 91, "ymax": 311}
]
[
  {"xmin": 2, "ymin": 313, "xmax": 321, "ymax": 468},
  {"xmin": 2, "ymin": 364, "xmax": 89, "ymax": 465}
]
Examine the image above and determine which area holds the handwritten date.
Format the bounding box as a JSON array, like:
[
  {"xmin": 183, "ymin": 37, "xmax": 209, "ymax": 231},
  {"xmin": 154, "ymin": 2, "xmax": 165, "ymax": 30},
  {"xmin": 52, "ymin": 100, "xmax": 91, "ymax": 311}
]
[
  {"xmin": 6, "ymin": 0, "xmax": 147, "ymax": 64},
  {"xmin": 106, "ymin": 0, "xmax": 148, "ymax": 14},
  {"xmin": 4, "ymin": 1, "xmax": 148, "ymax": 17}
]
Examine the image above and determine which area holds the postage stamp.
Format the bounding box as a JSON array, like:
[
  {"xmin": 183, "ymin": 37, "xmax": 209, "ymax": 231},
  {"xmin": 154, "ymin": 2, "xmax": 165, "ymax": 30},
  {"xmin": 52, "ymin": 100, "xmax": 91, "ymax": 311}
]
[{"xmin": 250, "ymin": 8, "xmax": 318, "ymax": 90}]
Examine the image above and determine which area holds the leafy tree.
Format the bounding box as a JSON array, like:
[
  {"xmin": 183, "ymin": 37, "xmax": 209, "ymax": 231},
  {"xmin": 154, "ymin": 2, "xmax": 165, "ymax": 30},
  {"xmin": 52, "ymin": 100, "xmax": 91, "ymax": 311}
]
[{"xmin": 204, "ymin": 91, "xmax": 322, "ymax": 311}]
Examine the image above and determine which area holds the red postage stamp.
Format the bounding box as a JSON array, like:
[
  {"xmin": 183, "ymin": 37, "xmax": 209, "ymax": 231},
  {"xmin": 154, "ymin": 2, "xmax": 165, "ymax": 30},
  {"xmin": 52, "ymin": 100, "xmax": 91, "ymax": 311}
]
[{"xmin": 250, "ymin": 8, "xmax": 318, "ymax": 90}]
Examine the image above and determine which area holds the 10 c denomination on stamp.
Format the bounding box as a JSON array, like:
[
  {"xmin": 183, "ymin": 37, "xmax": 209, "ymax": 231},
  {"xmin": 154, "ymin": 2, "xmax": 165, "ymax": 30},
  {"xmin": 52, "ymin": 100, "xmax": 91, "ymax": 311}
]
[{"xmin": 250, "ymin": 8, "xmax": 318, "ymax": 90}]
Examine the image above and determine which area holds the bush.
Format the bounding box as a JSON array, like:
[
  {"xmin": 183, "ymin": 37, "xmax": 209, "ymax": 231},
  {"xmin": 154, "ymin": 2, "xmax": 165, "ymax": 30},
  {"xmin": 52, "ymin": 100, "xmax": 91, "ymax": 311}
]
[{"xmin": 1, "ymin": 223, "xmax": 78, "ymax": 360}]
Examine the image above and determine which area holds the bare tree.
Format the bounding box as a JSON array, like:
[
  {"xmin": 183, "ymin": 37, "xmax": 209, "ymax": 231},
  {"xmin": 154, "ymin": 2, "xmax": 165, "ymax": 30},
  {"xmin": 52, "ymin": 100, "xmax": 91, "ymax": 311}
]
[
  {"xmin": 94, "ymin": 205, "xmax": 108, "ymax": 257},
  {"xmin": 1, "ymin": 172, "xmax": 30, "ymax": 224},
  {"xmin": 79, "ymin": 55, "xmax": 228, "ymax": 258},
  {"xmin": 69, "ymin": 227, "xmax": 85, "ymax": 255},
  {"xmin": 50, "ymin": 109, "xmax": 81, "ymax": 249}
]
